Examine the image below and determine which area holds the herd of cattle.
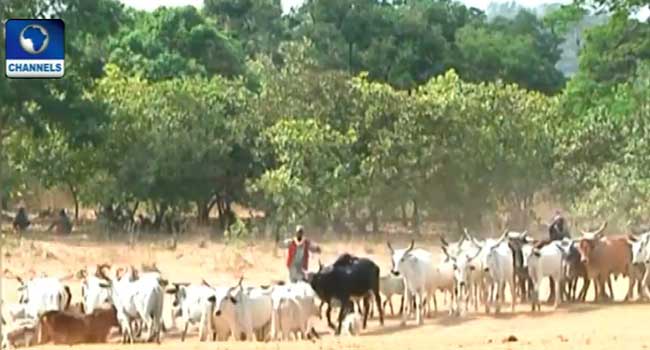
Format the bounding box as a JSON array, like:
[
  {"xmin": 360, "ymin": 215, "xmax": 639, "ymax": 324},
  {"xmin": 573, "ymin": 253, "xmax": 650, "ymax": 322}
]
[{"xmin": 2, "ymin": 220, "xmax": 649, "ymax": 348}]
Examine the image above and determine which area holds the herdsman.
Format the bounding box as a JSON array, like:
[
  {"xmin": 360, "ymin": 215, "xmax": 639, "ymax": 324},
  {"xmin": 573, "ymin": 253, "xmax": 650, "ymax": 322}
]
[
  {"xmin": 280, "ymin": 225, "xmax": 322, "ymax": 282},
  {"xmin": 549, "ymin": 209, "xmax": 570, "ymax": 241}
]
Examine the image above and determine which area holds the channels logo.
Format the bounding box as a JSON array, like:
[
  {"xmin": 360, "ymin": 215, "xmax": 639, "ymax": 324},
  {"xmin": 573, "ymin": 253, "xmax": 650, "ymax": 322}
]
[{"xmin": 5, "ymin": 19, "xmax": 65, "ymax": 78}]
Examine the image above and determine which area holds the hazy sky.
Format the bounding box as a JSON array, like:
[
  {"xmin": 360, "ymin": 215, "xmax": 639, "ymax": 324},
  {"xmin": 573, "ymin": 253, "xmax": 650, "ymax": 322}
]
[
  {"xmin": 120, "ymin": 0, "xmax": 649, "ymax": 19},
  {"xmin": 120, "ymin": 0, "xmax": 570, "ymax": 13}
]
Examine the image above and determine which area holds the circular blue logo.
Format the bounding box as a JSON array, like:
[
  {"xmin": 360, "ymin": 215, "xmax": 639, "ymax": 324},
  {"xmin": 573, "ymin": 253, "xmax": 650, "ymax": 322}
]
[{"xmin": 19, "ymin": 24, "xmax": 50, "ymax": 55}]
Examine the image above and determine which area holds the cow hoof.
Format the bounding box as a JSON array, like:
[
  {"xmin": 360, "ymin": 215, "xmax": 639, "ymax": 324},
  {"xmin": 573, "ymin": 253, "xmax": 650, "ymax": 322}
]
[{"xmin": 400, "ymin": 320, "xmax": 406, "ymax": 327}]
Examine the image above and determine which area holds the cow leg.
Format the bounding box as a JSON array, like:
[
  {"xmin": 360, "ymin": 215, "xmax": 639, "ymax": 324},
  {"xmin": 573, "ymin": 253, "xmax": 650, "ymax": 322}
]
[
  {"xmin": 547, "ymin": 277, "xmax": 556, "ymax": 304},
  {"xmin": 495, "ymin": 282, "xmax": 504, "ymax": 314},
  {"xmin": 625, "ymin": 270, "xmax": 636, "ymax": 302},
  {"xmin": 181, "ymin": 318, "xmax": 189, "ymax": 342},
  {"xmin": 510, "ymin": 276, "xmax": 516, "ymax": 313},
  {"xmin": 326, "ymin": 303, "xmax": 336, "ymax": 330},
  {"xmin": 607, "ymin": 276, "xmax": 615, "ymax": 301},
  {"xmin": 362, "ymin": 296, "xmax": 370, "ymax": 329},
  {"xmin": 398, "ymin": 294, "xmax": 405, "ymax": 315},
  {"xmin": 579, "ymin": 277, "xmax": 590, "ymax": 302},
  {"xmin": 388, "ymin": 297, "xmax": 395, "ymax": 316},
  {"xmin": 553, "ymin": 276, "xmax": 561, "ymax": 309},
  {"xmin": 415, "ymin": 293, "xmax": 423, "ymax": 325}
]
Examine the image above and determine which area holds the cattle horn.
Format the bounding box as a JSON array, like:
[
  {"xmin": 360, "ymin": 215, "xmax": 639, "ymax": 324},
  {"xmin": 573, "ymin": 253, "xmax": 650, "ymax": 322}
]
[
  {"xmin": 406, "ymin": 239, "xmax": 415, "ymax": 252},
  {"xmin": 593, "ymin": 221, "xmax": 607, "ymax": 238},
  {"xmin": 59, "ymin": 273, "xmax": 74, "ymax": 281},
  {"xmin": 75, "ymin": 269, "xmax": 87, "ymax": 280},
  {"xmin": 463, "ymin": 228, "xmax": 472, "ymax": 240},
  {"xmin": 201, "ymin": 279, "xmax": 212, "ymax": 288},
  {"xmin": 236, "ymin": 276, "xmax": 244, "ymax": 287},
  {"xmin": 439, "ymin": 235, "xmax": 449, "ymax": 247},
  {"xmin": 387, "ymin": 241, "xmax": 394, "ymax": 253},
  {"xmin": 468, "ymin": 249, "xmax": 481, "ymax": 261}
]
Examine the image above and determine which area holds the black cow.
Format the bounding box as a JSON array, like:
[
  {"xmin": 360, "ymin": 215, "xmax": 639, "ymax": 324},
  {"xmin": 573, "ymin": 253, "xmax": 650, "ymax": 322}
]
[
  {"xmin": 307, "ymin": 254, "xmax": 384, "ymax": 335},
  {"xmin": 564, "ymin": 241, "xmax": 590, "ymax": 302}
]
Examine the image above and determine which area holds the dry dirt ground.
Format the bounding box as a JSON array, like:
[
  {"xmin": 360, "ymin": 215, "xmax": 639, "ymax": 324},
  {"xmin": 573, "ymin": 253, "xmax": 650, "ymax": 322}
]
[{"xmin": 2, "ymin": 232, "xmax": 650, "ymax": 350}]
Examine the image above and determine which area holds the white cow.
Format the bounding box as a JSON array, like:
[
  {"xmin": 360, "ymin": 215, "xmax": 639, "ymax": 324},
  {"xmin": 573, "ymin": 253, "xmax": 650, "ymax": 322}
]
[
  {"xmin": 387, "ymin": 240, "xmax": 435, "ymax": 326},
  {"xmin": 526, "ymin": 239, "xmax": 571, "ymax": 311},
  {"xmin": 483, "ymin": 232, "xmax": 516, "ymax": 314},
  {"xmin": 270, "ymin": 281, "xmax": 320, "ymax": 341},
  {"xmin": 379, "ymin": 274, "xmax": 406, "ymax": 316},
  {"xmin": 215, "ymin": 279, "xmax": 273, "ymax": 342},
  {"xmin": 630, "ymin": 232, "xmax": 650, "ymax": 300},
  {"xmin": 96, "ymin": 266, "xmax": 164, "ymax": 343},
  {"xmin": 165, "ymin": 283, "xmax": 220, "ymax": 341},
  {"xmin": 13, "ymin": 276, "xmax": 71, "ymax": 319},
  {"xmin": 442, "ymin": 245, "xmax": 480, "ymax": 315}
]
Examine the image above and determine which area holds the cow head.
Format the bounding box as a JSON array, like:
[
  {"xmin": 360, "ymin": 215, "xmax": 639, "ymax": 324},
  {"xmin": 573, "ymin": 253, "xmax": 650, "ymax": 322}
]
[
  {"xmin": 165, "ymin": 283, "xmax": 191, "ymax": 307},
  {"xmin": 449, "ymin": 249, "xmax": 481, "ymax": 292},
  {"xmin": 577, "ymin": 221, "xmax": 608, "ymax": 264},
  {"xmin": 214, "ymin": 280, "xmax": 242, "ymax": 317},
  {"xmin": 387, "ymin": 240, "xmax": 415, "ymax": 276},
  {"xmin": 80, "ymin": 266, "xmax": 113, "ymax": 315},
  {"xmin": 630, "ymin": 233, "xmax": 650, "ymax": 265}
]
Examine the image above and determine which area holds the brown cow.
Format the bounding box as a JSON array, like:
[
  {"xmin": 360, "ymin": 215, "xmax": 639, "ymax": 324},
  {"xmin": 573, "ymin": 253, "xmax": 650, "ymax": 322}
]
[
  {"xmin": 576, "ymin": 221, "xmax": 635, "ymax": 302},
  {"xmin": 38, "ymin": 305, "xmax": 118, "ymax": 345}
]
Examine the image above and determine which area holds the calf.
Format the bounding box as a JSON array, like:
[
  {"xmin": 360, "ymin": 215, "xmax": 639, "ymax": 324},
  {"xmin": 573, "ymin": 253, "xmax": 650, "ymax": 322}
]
[
  {"xmin": 38, "ymin": 305, "xmax": 118, "ymax": 345},
  {"xmin": 379, "ymin": 274, "xmax": 406, "ymax": 316},
  {"xmin": 308, "ymin": 254, "xmax": 383, "ymax": 333},
  {"xmin": 576, "ymin": 222, "xmax": 634, "ymax": 302},
  {"xmin": 340, "ymin": 312, "xmax": 362, "ymax": 336}
]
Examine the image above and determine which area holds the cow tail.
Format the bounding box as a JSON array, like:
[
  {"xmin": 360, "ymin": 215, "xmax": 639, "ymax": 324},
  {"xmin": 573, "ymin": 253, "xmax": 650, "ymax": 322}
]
[
  {"xmin": 277, "ymin": 298, "xmax": 285, "ymax": 340},
  {"xmin": 62, "ymin": 286, "xmax": 72, "ymax": 310}
]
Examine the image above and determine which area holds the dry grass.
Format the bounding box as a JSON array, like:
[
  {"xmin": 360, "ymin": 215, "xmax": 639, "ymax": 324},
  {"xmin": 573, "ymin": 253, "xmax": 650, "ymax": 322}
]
[{"xmin": 3, "ymin": 233, "xmax": 650, "ymax": 350}]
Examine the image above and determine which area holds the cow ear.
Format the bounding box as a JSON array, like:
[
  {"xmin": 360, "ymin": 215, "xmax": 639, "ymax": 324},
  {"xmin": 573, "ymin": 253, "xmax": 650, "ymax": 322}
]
[
  {"xmin": 229, "ymin": 296, "xmax": 237, "ymax": 304},
  {"xmin": 99, "ymin": 282, "xmax": 111, "ymax": 288},
  {"xmin": 469, "ymin": 265, "xmax": 475, "ymax": 271},
  {"xmin": 207, "ymin": 295, "xmax": 216, "ymax": 304},
  {"xmin": 165, "ymin": 286, "xmax": 177, "ymax": 294}
]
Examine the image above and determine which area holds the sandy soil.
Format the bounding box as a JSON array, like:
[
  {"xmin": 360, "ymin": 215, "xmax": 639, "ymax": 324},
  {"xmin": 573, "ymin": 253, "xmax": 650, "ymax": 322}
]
[{"xmin": 2, "ymin": 232, "xmax": 650, "ymax": 350}]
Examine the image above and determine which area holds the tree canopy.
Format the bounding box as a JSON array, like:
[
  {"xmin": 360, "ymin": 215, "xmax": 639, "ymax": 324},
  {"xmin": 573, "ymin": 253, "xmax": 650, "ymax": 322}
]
[{"xmin": 2, "ymin": 0, "xmax": 649, "ymax": 237}]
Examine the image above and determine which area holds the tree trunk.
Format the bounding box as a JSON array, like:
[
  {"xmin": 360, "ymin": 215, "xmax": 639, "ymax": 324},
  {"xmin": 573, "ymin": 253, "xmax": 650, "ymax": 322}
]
[
  {"xmin": 370, "ymin": 207, "xmax": 379, "ymax": 234},
  {"xmin": 197, "ymin": 201, "xmax": 209, "ymax": 225},
  {"xmin": 67, "ymin": 182, "xmax": 79, "ymax": 221},
  {"xmin": 412, "ymin": 199, "xmax": 420, "ymax": 234},
  {"xmin": 348, "ymin": 41, "xmax": 353, "ymax": 73},
  {"xmin": 154, "ymin": 203, "xmax": 168, "ymax": 229},
  {"xmin": 401, "ymin": 203, "xmax": 408, "ymax": 228}
]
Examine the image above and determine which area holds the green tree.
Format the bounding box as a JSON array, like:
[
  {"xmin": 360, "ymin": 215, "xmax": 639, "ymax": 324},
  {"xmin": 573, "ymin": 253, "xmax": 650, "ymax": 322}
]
[{"xmin": 107, "ymin": 6, "xmax": 246, "ymax": 81}]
